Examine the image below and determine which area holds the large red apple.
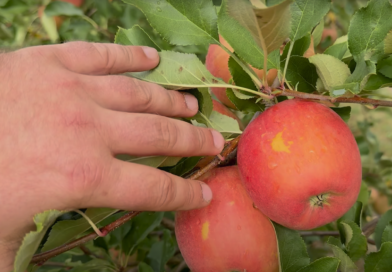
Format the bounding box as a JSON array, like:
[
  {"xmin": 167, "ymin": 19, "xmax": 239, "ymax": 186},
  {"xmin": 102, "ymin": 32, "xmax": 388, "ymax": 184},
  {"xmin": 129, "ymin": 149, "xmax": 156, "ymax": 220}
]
[
  {"xmin": 237, "ymin": 99, "xmax": 362, "ymax": 230},
  {"xmin": 206, "ymin": 37, "xmax": 277, "ymax": 109},
  {"xmin": 175, "ymin": 166, "xmax": 279, "ymax": 272}
]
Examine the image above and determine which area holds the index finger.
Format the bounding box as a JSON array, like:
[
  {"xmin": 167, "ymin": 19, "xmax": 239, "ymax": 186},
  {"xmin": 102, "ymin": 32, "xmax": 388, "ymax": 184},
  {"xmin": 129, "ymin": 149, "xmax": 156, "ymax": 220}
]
[{"xmin": 54, "ymin": 41, "xmax": 159, "ymax": 75}]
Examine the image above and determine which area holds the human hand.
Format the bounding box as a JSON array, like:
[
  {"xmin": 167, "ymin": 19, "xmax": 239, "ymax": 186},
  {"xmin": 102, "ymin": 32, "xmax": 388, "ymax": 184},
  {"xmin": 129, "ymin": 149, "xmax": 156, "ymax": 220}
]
[{"xmin": 0, "ymin": 42, "xmax": 224, "ymax": 270}]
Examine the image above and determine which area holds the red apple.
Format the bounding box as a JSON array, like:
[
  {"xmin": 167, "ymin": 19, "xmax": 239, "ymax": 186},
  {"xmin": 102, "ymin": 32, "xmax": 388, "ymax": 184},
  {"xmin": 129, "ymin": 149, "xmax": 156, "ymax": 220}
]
[
  {"xmin": 175, "ymin": 166, "xmax": 279, "ymax": 272},
  {"xmin": 212, "ymin": 99, "xmax": 244, "ymax": 130},
  {"xmin": 237, "ymin": 99, "xmax": 362, "ymax": 230},
  {"xmin": 206, "ymin": 37, "xmax": 276, "ymax": 109}
]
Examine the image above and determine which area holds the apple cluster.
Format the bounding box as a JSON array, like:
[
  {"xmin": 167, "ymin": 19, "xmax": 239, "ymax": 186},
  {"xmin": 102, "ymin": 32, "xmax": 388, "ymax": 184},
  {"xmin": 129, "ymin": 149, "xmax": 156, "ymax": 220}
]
[{"xmin": 175, "ymin": 40, "xmax": 362, "ymax": 271}]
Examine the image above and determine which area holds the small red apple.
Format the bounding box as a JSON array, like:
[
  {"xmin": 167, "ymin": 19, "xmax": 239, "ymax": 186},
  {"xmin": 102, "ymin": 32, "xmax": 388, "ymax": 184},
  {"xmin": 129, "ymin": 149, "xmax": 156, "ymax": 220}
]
[
  {"xmin": 206, "ymin": 37, "xmax": 276, "ymax": 109},
  {"xmin": 237, "ymin": 99, "xmax": 362, "ymax": 230},
  {"xmin": 175, "ymin": 166, "xmax": 279, "ymax": 272}
]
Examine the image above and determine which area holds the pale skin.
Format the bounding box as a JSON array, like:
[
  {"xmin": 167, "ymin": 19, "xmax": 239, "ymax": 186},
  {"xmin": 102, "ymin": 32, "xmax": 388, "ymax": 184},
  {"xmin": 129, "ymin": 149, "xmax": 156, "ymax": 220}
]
[{"xmin": 0, "ymin": 42, "xmax": 224, "ymax": 270}]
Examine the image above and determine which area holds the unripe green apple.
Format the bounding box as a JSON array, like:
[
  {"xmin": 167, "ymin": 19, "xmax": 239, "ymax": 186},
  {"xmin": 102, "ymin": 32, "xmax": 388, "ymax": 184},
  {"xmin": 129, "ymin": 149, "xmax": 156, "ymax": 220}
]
[
  {"xmin": 175, "ymin": 166, "xmax": 279, "ymax": 272},
  {"xmin": 237, "ymin": 99, "xmax": 362, "ymax": 230}
]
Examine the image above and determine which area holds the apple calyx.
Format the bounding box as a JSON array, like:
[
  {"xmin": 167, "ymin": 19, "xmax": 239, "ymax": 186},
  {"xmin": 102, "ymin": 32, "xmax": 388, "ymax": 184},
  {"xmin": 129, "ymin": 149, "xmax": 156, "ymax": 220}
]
[{"xmin": 309, "ymin": 194, "xmax": 330, "ymax": 208}]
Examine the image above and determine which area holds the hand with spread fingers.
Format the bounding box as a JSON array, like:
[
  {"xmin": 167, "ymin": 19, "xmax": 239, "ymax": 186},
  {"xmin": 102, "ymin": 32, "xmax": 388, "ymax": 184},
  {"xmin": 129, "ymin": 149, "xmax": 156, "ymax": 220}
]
[{"xmin": 0, "ymin": 42, "xmax": 224, "ymax": 270}]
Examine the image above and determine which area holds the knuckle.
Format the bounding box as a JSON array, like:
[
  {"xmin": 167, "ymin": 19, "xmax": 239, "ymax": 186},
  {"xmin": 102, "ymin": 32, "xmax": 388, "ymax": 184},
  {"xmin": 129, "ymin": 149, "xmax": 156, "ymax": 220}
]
[
  {"xmin": 151, "ymin": 119, "xmax": 179, "ymax": 150},
  {"xmin": 154, "ymin": 173, "xmax": 176, "ymax": 208},
  {"xmin": 133, "ymin": 81, "xmax": 154, "ymax": 110},
  {"xmin": 192, "ymin": 127, "xmax": 207, "ymax": 152}
]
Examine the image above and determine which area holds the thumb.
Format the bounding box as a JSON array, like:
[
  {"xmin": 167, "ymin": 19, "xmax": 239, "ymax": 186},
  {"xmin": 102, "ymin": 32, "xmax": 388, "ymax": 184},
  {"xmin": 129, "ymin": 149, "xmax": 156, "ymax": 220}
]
[
  {"xmin": 78, "ymin": 160, "xmax": 213, "ymax": 211},
  {"xmin": 53, "ymin": 41, "xmax": 159, "ymax": 75}
]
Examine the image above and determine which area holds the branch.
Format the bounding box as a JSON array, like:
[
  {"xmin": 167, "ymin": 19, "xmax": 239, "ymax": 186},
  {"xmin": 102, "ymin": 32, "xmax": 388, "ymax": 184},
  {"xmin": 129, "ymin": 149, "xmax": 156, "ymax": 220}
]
[
  {"xmin": 31, "ymin": 211, "xmax": 141, "ymax": 264},
  {"xmin": 300, "ymin": 231, "xmax": 339, "ymax": 237},
  {"xmin": 30, "ymin": 136, "xmax": 241, "ymax": 265},
  {"xmin": 273, "ymin": 88, "xmax": 392, "ymax": 108},
  {"xmin": 363, "ymin": 217, "xmax": 379, "ymax": 238}
]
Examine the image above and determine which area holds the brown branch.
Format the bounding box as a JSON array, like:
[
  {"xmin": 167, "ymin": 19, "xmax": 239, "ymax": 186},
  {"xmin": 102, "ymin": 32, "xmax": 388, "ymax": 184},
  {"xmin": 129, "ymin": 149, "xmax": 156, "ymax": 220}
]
[
  {"xmin": 30, "ymin": 136, "xmax": 241, "ymax": 265},
  {"xmin": 273, "ymin": 88, "xmax": 392, "ymax": 108},
  {"xmin": 31, "ymin": 211, "xmax": 141, "ymax": 264},
  {"xmin": 300, "ymin": 231, "xmax": 340, "ymax": 237},
  {"xmin": 161, "ymin": 217, "xmax": 175, "ymax": 230},
  {"xmin": 363, "ymin": 217, "xmax": 379, "ymax": 238}
]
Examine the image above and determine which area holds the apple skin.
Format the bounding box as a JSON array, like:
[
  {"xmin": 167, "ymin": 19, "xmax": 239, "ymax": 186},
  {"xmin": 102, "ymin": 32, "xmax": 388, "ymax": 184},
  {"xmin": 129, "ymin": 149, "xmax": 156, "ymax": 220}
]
[
  {"xmin": 237, "ymin": 99, "xmax": 362, "ymax": 230},
  {"xmin": 212, "ymin": 99, "xmax": 244, "ymax": 130},
  {"xmin": 206, "ymin": 37, "xmax": 276, "ymax": 109},
  {"xmin": 175, "ymin": 166, "xmax": 279, "ymax": 272}
]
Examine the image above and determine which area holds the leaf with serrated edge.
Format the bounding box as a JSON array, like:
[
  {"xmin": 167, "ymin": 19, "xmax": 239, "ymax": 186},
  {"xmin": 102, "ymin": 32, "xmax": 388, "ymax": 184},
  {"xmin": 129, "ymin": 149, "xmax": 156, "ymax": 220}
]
[
  {"xmin": 378, "ymin": 56, "xmax": 392, "ymax": 79},
  {"xmin": 147, "ymin": 229, "xmax": 176, "ymax": 272},
  {"xmin": 14, "ymin": 210, "xmax": 64, "ymax": 272},
  {"xmin": 115, "ymin": 26, "xmax": 160, "ymax": 50},
  {"xmin": 340, "ymin": 221, "xmax": 368, "ymax": 261},
  {"xmin": 228, "ymin": 56, "xmax": 258, "ymax": 91},
  {"xmin": 309, "ymin": 54, "xmax": 351, "ymax": 95},
  {"xmin": 42, "ymin": 208, "xmax": 117, "ymax": 252},
  {"xmin": 123, "ymin": 0, "xmax": 218, "ymax": 46},
  {"xmin": 382, "ymin": 221, "xmax": 392, "ymax": 244},
  {"xmin": 281, "ymin": 34, "xmax": 311, "ymax": 60},
  {"xmin": 375, "ymin": 209, "xmax": 392, "ymax": 249},
  {"xmin": 207, "ymin": 111, "xmax": 242, "ymax": 138},
  {"xmin": 129, "ymin": 51, "xmax": 258, "ymax": 95},
  {"xmin": 344, "ymin": 57, "xmax": 376, "ymax": 94},
  {"xmin": 348, "ymin": 0, "xmax": 392, "ymax": 59},
  {"xmin": 364, "ymin": 242, "xmax": 392, "ymax": 272},
  {"xmin": 281, "ymin": 56, "xmax": 318, "ymax": 93},
  {"xmin": 254, "ymin": 0, "xmax": 292, "ymax": 53},
  {"xmin": 272, "ymin": 222, "xmax": 310, "ymax": 272},
  {"xmin": 290, "ymin": 0, "xmax": 331, "ymax": 41},
  {"xmin": 226, "ymin": 89, "xmax": 264, "ymax": 113},
  {"xmin": 327, "ymin": 237, "xmax": 357, "ymax": 272},
  {"xmin": 297, "ymin": 257, "xmax": 340, "ymax": 272},
  {"xmin": 218, "ymin": 0, "xmax": 279, "ymax": 69}
]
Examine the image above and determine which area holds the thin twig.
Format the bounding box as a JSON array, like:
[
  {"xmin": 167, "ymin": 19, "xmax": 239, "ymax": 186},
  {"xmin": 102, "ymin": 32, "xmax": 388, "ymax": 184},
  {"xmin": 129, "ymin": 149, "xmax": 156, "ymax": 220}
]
[
  {"xmin": 273, "ymin": 88, "xmax": 392, "ymax": 108},
  {"xmin": 300, "ymin": 231, "xmax": 340, "ymax": 237},
  {"xmin": 161, "ymin": 217, "xmax": 175, "ymax": 230},
  {"xmin": 363, "ymin": 217, "xmax": 380, "ymax": 238},
  {"xmin": 31, "ymin": 211, "xmax": 141, "ymax": 264},
  {"xmin": 174, "ymin": 260, "xmax": 187, "ymax": 272}
]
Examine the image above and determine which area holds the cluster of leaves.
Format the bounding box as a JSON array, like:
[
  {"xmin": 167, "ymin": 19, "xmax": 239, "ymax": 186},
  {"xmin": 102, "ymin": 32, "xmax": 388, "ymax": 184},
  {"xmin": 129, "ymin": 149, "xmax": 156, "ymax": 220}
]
[{"xmin": 9, "ymin": 0, "xmax": 392, "ymax": 271}]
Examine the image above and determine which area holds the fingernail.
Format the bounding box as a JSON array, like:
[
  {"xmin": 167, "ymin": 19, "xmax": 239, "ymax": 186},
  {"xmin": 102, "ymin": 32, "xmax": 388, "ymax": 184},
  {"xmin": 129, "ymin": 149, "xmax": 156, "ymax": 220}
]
[
  {"xmin": 200, "ymin": 182, "xmax": 213, "ymax": 202},
  {"xmin": 184, "ymin": 94, "xmax": 198, "ymax": 111},
  {"xmin": 211, "ymin": 130, "xmax": 224, "ymax": 151},
  {"xmin": 142, "ymin": 47, "xmax": 159, "ymax": 59}
]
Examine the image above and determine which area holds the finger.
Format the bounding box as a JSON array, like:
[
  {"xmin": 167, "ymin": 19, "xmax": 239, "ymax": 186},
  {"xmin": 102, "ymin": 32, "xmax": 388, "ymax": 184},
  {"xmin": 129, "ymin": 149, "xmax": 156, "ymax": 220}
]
[
  {"xmin": 97, "ymin": 111, "xmax": 224, "ymax": 156},
  {"xmin": 54, "ymin": 41, "xmax": 159, "ymax": 75},
  {"xmin": 82, "ymin": 75, "xmax": 198, "ymax": 117},
  {"xmin": 81, "ymin": 160, "xmax": 213, "ymax": 211}
]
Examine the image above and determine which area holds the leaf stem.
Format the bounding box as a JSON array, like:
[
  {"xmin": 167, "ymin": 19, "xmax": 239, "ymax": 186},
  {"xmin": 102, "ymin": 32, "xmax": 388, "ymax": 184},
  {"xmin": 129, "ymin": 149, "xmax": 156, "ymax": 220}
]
[
  {"xmin": 73, "ymin": 210, "xmax": 105, "ymax": 237},
  {"xmin": 281, "ymin": 41, "xmax": 295, "ymax": 88}
]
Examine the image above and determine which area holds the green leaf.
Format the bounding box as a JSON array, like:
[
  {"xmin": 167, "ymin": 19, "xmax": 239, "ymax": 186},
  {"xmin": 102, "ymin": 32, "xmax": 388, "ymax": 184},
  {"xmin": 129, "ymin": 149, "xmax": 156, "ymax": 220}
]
[
  {"xmin": 139, "ymin": 262, "xmax": 155, "ymax": 272},
  {"xmin": 123, "ymin": 212, "xmax": 164, "ymax": 255},
  {"xmin": 340, "ymin": 221, "xmax": 368, "ymax": 261},
  {"xmin": 364, "ymin": 242, "xmax": 392, "ymax": 272},
  {"xmin": 381, "ymin": 221, "xmax": 392, "ymax": 244},
  {"xmin": 297, "ymin": 257, "xmax": 340, "ymax": 272},
  {"xmin": 348, "ymin": 0, "xmax": 392, "ymax": 58},
  {"xmin": 186, "ymin": 87, "xmax": 213, "ymax": 117},
  {"xmin": 123, "ymin": 0, "xmax": 218, "ymax": 46},
  {"xmin": 290, "ymin": 0, "xmax": 331, "ymax": 41},
  {"xmin": 14, "ymin": 210, "xmax": 64, "ymax": 272},
  {"xmin": 118, "ymin": 155, "xmax": 175, "ymax": 168},
  {"xmin": 375, "ymin": 210, "xmax": 392, "ymax": 249},
  {"xmin": 356, "ymin": 182, "xmax": 370, "ymax": 206},
  {"xmin": 44, "ymin": 1, "xmax": 84, "ymax": 16},
  {"xmin": 281, "ymin": 34, "xmax": 311, "ymax": 60},
  {"xmin": 312, "ymin": 20, "xmax": 324, "ymax": 47},
  {"xmin": 193, "ymin": 110, "xmax": 242, "ymax": 138},
  {"xmin": 168, "ymin": 156, "xmax": 202, "ymax": 176},
  {"xmin": 363, "ymin": 73, "xmax": 392, "ymax": 91},
  {"xmin": 338, "ymin": 202, "xmax": 363, "ymax": 228},
  {"xmin": 385, "ymin": 30, "xmax": 392, "ymax": 54},
  {"xmin": 309, "ymin": 54, "xmax": 351, "ymax": 96},
  {"xmin": 378, "ymin": 56, "xmax": 392, "ymax": 79},
  {"xmin": 331, "ymin": 106, "xmax": 351, "ymax": 122},
  {"xmin": 115, "ymin": 26, "xmax": 160, "ymax": 50},
  {"xmin": 272, "ymin": 222, "xmax": 310, "ymax": 272},
  {"xmin": 281, "ymin": 56, "xmax": 318, "ymax": 93},
  {"xmin": 68, "ymin": 259, "xmax": 113, "ymax": 272},
  {"xmin": 147, "ymin": 229, "xmax": 176, "ymax": 272},
  {"xmin": 253, "ymin": 0, "xmax": 292, "ymax": 53},
  {"xmin": 129, "ymin": 51, "xmax": 256, "ymax": 94},
  {"xmin": 42, "ymin": 208, "xmax": 117, "ymax": 252},
  {"xmin": 344, "ymin": 57, "xmax": 377, "ymax": 94},
  {"xmin": 228, "ymin": 56, "xmax": 258, "ymax": 91},
  {"xmin": 226, "ymin": 88, "xmax": 264, "ymax": 113},
  {"xmin": 218, "ymin": 0, "xmax": 281, "ymax": 69},
  {"xmin": 327, "ymin": 237, "xmax": 357, "ymax": 272},
  {"xmin": 324, "ymin": 40, "xmax": 349, "ymax": 60}
]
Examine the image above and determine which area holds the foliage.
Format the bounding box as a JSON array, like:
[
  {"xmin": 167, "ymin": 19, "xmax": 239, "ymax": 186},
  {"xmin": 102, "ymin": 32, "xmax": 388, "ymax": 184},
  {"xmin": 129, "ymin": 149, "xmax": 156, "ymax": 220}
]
[{"xmin": 2, "ymin": 0, "xmax": 392, "ymax": 271}]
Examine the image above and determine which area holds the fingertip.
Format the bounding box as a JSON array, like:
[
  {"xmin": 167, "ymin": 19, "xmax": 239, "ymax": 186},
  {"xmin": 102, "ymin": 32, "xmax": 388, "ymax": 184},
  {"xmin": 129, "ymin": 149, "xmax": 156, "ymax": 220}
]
[
  {"xmin": 210, "ymin": 129, "xmax": 225, "ymax": 152},
  {"xmin": 200, "ymin": 182, "xmax": 213, "ymax": 203},
  {"xmin": 183, "ymin": 93, "xmax": 199, "ymax": 113},
  {"xmin": 141, "ymin": 46, "xmax": 159, "ymax": 67}
]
